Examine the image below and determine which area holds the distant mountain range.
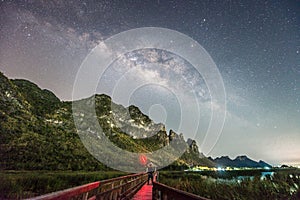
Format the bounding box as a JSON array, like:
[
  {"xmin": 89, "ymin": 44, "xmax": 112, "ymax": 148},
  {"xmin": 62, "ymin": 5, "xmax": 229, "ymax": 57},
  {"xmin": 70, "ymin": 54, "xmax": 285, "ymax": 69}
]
[
  {"xmin": 208, "ymin": 155, "xmax": 272, "ymax": 168},
  {"xmin": 0, "ymin": 71, "xmax": 214, "ymax": 171}
]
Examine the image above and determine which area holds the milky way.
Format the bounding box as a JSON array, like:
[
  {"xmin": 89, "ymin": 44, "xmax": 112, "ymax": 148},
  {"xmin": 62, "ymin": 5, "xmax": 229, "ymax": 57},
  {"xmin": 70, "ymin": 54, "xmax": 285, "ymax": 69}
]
[{"xmin": 0, "ymin": 0, "xmax": 299, "ymax": 166}]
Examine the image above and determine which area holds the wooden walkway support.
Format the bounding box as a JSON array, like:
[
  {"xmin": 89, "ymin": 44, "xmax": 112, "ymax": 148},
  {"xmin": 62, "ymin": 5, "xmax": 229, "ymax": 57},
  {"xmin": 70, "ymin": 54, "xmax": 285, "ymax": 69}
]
[
  {"xmin": 152, "ymin": 181, "xmax": 210, "ymax": 200},
  {"xmin": 28, "ymin": 173, "xmax": 147, "ymax": 200}
]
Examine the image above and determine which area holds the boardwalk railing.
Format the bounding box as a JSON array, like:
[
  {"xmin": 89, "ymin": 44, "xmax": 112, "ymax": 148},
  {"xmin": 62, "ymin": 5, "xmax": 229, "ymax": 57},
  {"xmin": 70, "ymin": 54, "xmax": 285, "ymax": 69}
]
[
  {"xmin": 28, "ymin": 173, "xmax": 147, "ymax": 200},
  {"xmin": 152, "ymin": 181, "xmax": 210, "ymax": 200}
]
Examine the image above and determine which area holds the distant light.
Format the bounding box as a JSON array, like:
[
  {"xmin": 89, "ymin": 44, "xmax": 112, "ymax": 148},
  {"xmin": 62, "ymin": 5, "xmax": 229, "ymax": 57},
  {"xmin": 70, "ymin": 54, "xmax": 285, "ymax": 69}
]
[
  {"xmin": 217, "ymin": 167, "xmax": 224, "ymax": 171},
  {"xmin": 264, "ymin": 167, "xmax": 270, "ymax": 170}
]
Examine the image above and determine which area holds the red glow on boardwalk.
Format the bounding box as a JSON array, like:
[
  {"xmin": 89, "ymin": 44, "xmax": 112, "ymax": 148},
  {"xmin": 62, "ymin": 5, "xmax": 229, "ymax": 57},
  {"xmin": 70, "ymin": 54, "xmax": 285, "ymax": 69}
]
[{"xmin": 132, "ymin": 184, "xmax": 152, "ymax": 200}]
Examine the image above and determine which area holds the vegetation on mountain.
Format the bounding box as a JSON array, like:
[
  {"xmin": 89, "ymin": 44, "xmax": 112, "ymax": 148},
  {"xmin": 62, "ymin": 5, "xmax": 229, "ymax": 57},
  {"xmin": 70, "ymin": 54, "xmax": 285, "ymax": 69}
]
[
  {"xmin": 0, "ymin": 72, "xmax": 213, "ymax": 171},
  {"xmin": 13, "ymin": 79, "xmax": 61, "ymax": 117}
]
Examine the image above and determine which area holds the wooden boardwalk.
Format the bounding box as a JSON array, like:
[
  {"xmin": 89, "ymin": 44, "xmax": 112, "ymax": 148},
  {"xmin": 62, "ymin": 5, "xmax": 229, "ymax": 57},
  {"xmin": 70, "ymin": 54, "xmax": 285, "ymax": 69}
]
[
  {"xmin": 29, "ymin": 173, "xmax": 209, "ymax": 200},
  {"xmin": 132, "ymin": 183, "xmax": 152, "ymax": 200}
]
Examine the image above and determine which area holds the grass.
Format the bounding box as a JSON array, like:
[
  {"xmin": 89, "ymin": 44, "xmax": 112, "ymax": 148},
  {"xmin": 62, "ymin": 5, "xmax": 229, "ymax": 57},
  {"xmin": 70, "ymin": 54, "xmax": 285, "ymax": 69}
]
[
  {"xmin": 2, "ymin": 169, "xmax": 300, "ymax": 199},
  {"xmin": 0, "ymin": 170, "xmax": 128, "ymax": 199},
  {"xmin": 158, "ymin": 169, "xmax": 300, "ymax": 200}
]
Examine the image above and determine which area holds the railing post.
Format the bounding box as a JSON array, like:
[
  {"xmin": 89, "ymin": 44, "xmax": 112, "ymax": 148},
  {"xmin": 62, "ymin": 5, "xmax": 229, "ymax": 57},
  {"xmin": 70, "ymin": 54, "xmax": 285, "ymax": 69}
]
[
  {"xmin": 162, "ymin": 191, "xmax": 168, "ymax": 200},
  {"xmin": 152, "ymin": 186, "xmax": 156, "ymax": 200},
  {"xmin": 82, "ymin": 192, "xmax": 88, "ymax": 200},
  {"xmin": 156, "ymin": 171, "xmax": 159, "ymax": 182},
  {"xmin": 111, "ymin": 182, "xmax": 114, "ymax": 200}
]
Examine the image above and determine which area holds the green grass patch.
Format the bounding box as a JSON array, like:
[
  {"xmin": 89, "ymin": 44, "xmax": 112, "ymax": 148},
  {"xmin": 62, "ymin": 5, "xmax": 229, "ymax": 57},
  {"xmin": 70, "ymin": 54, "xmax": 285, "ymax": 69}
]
[{"xmin": 158, "ymin": 169, "xmax": 300, "ymax": 200}]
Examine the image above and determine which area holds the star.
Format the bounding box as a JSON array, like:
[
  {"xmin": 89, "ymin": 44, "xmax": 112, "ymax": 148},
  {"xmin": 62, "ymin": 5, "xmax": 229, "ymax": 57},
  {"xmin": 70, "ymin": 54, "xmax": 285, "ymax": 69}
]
[{"xmin": 0, "ymin": 0, "xmax": 299, "ymax": 166}]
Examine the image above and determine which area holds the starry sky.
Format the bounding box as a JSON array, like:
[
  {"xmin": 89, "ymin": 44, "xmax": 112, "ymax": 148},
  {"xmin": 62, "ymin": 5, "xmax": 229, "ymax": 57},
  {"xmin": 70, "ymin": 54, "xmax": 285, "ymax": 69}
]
[{"xmin": 0, "ymin": 0, "xmax": 299, "ymax": 166}]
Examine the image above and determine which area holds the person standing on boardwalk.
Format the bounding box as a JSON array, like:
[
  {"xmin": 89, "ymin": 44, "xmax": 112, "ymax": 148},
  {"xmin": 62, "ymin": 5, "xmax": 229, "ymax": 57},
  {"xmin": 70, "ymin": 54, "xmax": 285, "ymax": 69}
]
[{"xmin": 146, "ymin": 162, "xmax": 156, "ymax": 185}]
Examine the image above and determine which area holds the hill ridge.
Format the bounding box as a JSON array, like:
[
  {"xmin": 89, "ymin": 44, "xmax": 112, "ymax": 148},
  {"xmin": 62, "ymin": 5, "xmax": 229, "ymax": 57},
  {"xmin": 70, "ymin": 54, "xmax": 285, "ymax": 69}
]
[
  {"xmin": 0, "ymin": 72, "xmax": 214, "ymax": 170},
  {"xmin": 208, "ymin": 155, "xmax": 272, "ymax": 168}
]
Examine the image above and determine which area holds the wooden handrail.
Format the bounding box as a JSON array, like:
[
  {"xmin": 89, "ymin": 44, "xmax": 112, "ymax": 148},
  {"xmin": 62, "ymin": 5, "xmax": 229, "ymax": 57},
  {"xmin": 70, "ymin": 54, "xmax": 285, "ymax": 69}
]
[
  {"xmin": 27, "ymin": 172, "xmax": 211, "ymax": 200},
  {"xmin": 99, "ymin": 172, "xmax": 145, "ymax": 184},
  {"xmin": 95, "ymin": 174, "xmax": 147, "ymax": 200},
  {"xmin": 27, "ymin": 173, "xmax": 147, "ymax": 200},
  {"xmin": 27, "ymin": 181, "xmax": 101, "ymax": 200},
  {"xmin": 152, "ymin": 181, "xmax": 210, "ymax": 200}
]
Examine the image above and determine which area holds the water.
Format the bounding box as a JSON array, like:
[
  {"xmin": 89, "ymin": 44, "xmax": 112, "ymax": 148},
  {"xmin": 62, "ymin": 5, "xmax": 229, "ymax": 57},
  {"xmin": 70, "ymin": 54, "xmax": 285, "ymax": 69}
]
[
  {"xmin": 215, "ymin": 171, "xmax": 275, "ymax": 183},
  {"xmin": 236, "ymin": 171, "xmax": 275, "ymax": 180},
  {"xmin": 261, "ymin": 171, "xmax": 275, "ymax": 178}
]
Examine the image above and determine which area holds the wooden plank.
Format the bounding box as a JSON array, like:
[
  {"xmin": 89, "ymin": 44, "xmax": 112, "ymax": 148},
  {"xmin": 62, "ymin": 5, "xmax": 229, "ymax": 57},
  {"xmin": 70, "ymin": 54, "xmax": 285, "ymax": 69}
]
[
  {"xmin": 152, "ymin": 182, "xmax": 210, "ymax": 200},
  {"xmin": 132, "ymin": 183, "xmax": 153, "ymax": 200},
  {"xmin": 120, "ymin": 180, "xmax": 147, "ymax": 200}
]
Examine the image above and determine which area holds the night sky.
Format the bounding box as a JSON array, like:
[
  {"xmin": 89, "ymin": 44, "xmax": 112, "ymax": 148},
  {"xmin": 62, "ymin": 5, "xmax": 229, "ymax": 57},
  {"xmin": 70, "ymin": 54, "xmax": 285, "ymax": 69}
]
[{"xmin": 0, "ymin": 0, "xmax": 299, "ymax": 166}]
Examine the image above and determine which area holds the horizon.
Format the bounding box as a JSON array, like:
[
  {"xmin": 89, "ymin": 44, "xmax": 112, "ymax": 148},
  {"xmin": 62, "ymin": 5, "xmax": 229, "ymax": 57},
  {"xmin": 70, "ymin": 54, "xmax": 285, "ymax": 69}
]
[
  {"xmin": 1, "ymin": 71, "xmax": 298, "ymax": 167},
  {"xmin": 0, "ymin": 0, "xmax": 299, "ymax": 167}
]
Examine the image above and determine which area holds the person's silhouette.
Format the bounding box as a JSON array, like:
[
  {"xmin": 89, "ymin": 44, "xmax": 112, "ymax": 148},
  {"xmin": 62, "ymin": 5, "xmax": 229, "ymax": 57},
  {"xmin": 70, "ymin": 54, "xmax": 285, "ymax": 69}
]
[{"xmin": 146, "ymin": 162, "xmax": 155, "ymax": 185}]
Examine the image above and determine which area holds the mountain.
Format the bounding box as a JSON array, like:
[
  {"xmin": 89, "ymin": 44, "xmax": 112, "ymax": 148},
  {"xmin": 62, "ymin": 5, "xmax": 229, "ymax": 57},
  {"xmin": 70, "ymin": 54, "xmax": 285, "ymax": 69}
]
[
  {"xmin": 258, "ymin": 160, "xmax": 273, "ymax": 168},
  {"xmin": 209, "ymin": 155, "xmax": 272, "ymax": 168},
  {"xmin": 0, "ymin": 72, "xmax": 214, "ymax": 171},
  {"xmin": 12, "ymin": 79, "xmax": 61, "ymax": 117}
]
